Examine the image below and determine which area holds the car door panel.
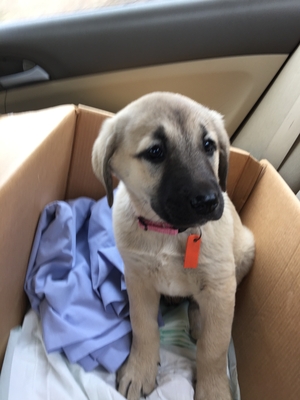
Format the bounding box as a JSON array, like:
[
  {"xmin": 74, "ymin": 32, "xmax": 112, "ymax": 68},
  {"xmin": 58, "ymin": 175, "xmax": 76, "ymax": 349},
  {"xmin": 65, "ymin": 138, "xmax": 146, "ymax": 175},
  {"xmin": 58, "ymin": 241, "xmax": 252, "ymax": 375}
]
[
  {"xmin": 0, "ymin": 0, "xmax": 299, "ymax": 82},
  {"xmin": 0, "ymin": 0, "xmax": 299, "ymax": 179},
  {"xmin": 4, "ymin": 55, "xmax": 287, "ymax": 136}
]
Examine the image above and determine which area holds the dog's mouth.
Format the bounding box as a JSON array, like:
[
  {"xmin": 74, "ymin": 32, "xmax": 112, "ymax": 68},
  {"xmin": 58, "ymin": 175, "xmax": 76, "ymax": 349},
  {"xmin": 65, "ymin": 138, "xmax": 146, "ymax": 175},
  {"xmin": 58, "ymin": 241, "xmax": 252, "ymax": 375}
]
[
  {"xmin": 137, "ymin": 216, "xmax": 182, "ymax": 234},
  {"xmin": 150, "ymin": 190, "xmax": 224, "ymax": 230}
]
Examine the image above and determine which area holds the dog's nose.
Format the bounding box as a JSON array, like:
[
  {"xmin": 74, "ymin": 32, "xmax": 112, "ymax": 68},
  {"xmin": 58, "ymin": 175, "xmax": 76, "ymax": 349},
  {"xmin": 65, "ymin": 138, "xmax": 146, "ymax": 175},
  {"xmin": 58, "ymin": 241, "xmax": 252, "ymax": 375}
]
[{"xmin": 190, "ymin": 192, "xmax": 219, "ymax": 213}]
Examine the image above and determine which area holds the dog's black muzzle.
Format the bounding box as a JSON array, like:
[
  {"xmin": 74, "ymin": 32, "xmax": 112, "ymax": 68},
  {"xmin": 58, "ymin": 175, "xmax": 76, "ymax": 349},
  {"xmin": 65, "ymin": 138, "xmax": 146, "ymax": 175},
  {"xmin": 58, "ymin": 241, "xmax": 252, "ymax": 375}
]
[{"xmin": 151, "ymin": 162, "xmax": 224, "ymax": 230}]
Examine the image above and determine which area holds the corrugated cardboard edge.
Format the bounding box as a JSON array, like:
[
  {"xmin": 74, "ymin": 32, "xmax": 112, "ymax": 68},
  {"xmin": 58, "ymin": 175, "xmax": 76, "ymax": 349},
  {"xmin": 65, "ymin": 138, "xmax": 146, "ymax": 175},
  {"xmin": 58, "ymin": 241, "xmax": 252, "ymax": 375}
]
[
  {"xmin": 65, "ymin": 104, "xmax": 113, "ymax": 200},
  {"xmin": 227, "ymin": 147, "xmax": 266, "ymax": 213}
]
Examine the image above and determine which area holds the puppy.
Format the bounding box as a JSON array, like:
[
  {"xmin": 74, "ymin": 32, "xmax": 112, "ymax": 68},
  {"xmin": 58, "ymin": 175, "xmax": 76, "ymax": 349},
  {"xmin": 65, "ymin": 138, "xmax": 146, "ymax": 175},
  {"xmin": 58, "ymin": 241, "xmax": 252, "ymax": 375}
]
[{"xmin": 92, "ymin": 92, "xmax": 255, "ymax": 400}]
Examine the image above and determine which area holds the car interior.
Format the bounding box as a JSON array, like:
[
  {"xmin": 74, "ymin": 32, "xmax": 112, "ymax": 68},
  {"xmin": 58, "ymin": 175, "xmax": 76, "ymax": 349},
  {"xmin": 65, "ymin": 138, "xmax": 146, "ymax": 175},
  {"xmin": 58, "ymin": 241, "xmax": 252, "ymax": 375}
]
[
  {"xmin": 1, "ymin": 0, "xmax": 299, "ymax": 196},
  {"xmin": 0, "ymin": 1, "xmax": 300, "ymax": 399}
]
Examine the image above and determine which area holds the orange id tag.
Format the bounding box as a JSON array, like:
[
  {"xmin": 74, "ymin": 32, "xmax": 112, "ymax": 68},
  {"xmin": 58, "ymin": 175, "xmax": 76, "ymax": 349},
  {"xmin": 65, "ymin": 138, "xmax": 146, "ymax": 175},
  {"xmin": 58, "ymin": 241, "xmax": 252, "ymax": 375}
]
[{"xmin": 184, "ymin": 234, "xmax": 201, "ymax": 269}]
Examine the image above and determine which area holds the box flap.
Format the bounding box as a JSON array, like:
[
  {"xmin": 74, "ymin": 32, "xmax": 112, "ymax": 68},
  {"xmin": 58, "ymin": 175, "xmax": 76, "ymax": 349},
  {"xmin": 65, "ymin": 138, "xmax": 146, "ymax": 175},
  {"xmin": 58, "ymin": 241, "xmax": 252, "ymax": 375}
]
[
  {"xmin": 0, "ymin": 106, "xmax": 75, "ymax": 188},
  {"xmin": 0, "ymin": 105, "xmax": 77, "ymax": 366},
  {"xmin": 227, "ymin": 147, "xmax": 265, "ymax": 213},
  {"xmin": 233, "ymin": 159, "xmax": 300, "ymax": 400},
  {"xmin": 65, "ymin": 104, "xmax": 113, "ymax": 200}
]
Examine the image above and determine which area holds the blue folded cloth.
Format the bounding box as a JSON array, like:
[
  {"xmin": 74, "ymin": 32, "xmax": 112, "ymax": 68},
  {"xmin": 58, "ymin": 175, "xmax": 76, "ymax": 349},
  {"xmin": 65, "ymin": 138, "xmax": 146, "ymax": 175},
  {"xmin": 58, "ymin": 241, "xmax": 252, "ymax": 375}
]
[{"xmin": 24, "ymin": 195, "xmax": 131, "ymax": 372}]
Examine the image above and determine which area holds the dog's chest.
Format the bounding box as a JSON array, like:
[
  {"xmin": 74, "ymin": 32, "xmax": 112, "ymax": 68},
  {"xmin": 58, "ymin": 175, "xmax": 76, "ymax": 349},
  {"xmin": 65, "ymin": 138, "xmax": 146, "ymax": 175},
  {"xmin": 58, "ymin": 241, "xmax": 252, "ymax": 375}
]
[
  {"xmin": 153, "ymin": 247, "xmax": 202, "ymax": 296},
  {"xmin": 121, "ymin": 232, "xmax": 223, "ymax": 297}
]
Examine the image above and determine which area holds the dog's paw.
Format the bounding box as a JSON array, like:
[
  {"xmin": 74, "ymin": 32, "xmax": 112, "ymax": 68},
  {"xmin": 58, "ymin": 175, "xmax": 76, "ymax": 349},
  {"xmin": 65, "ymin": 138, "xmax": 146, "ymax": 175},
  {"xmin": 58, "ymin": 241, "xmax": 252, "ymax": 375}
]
[{"xmin": 117, "ymin": 353, "xmax": 159, "ymax": 400}]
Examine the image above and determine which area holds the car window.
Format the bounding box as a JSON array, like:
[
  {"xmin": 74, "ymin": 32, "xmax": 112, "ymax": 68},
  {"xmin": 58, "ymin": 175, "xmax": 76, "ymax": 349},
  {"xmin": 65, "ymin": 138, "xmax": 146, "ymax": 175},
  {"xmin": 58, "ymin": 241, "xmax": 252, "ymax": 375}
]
[{"xmin": 0, "ymin": 0, "xmax": 177, "ymax": 23}]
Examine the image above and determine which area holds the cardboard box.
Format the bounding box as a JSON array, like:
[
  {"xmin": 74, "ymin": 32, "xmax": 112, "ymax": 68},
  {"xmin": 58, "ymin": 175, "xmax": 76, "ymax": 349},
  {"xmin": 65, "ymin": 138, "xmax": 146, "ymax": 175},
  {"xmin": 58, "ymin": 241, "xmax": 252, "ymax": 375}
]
[{"xmin": 0, "ymin": 105, "xmax": 299, "ymax": 399}]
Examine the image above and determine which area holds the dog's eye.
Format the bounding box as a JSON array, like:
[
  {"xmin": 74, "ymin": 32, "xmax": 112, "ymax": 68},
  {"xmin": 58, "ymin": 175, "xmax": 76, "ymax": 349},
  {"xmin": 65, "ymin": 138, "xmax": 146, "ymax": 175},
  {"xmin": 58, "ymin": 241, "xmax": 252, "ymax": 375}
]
[
  {"xmin": 203, "ymin": 138, "xmax": 216, "ymax": 156},
  {"xmin": 143, "ymin": 145, "xmax": 165, "ymax": 163}
]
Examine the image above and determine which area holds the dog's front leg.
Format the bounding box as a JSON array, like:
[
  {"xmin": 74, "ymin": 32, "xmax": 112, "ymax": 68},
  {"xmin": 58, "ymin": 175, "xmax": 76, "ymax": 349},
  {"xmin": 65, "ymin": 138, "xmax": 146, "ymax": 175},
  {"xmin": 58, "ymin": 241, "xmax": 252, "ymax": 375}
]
[
  {"xmin": 117, "ymin": 271, "xmax": 161, "ymax": 400},
  {"xmin": 193, "ymin": 275, "xmax": 236, "ymax": 400}
]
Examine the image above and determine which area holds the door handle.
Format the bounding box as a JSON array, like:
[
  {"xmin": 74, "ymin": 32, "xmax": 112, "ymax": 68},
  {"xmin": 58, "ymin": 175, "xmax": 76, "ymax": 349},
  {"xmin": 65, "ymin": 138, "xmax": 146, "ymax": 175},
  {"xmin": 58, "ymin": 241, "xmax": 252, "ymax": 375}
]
[{"xmin": 0, "ymin": 65, "xmax": 49, "ymax": 89}]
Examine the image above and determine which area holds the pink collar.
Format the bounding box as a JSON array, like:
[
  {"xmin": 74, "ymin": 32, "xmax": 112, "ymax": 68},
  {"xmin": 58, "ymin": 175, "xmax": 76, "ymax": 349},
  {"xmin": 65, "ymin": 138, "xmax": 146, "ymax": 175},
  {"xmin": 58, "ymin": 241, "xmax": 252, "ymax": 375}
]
[{"xmin": 138, "ymin": 217, "xmax": 179, "ymax": 235}]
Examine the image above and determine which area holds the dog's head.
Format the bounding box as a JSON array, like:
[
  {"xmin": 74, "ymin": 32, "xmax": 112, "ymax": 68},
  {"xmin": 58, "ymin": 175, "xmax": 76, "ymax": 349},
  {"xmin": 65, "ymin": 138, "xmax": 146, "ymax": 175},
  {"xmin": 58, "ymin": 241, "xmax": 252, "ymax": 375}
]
[{"xmin": 92, "ymin": 92, "xmax": 230, "ymax": 230}]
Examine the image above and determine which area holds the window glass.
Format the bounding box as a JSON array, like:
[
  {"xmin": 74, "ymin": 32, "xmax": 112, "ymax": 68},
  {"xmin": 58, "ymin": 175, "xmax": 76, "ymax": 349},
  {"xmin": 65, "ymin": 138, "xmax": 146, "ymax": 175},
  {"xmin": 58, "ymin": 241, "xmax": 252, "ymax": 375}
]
[{"xmin": 0, "ymin": 0, "xmax": 168, "ymax": 23}]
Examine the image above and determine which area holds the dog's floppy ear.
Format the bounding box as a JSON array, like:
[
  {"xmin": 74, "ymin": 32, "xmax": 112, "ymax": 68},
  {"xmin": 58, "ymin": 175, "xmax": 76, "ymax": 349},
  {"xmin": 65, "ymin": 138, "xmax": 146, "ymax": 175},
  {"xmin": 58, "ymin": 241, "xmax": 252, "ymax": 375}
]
[
  {"xmin": 92, "ymin": 117, "xmax": 120, "ymax": 207},
  {"xmin": 210, "ymin": 110, "xmax": 230, "ymax": 192},
  {"xmin": 218, "ymin": 142, "xmax": 229, "ymax": 192}
]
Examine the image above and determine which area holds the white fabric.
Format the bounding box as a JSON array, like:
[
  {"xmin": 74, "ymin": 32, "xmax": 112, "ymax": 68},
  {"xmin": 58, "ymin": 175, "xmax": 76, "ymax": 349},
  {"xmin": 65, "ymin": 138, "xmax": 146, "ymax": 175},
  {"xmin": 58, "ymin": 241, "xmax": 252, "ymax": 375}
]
[
  {"xmin": 1, "ymin": 309, "xmax": 240, "ymax": 400},
  {"xmin": 1, "ymin": 310, "xmax": 197, "ymax": 400},
  {"xmin": 0, "ymin": 326, "xmax": 21, "ymax": 400}
]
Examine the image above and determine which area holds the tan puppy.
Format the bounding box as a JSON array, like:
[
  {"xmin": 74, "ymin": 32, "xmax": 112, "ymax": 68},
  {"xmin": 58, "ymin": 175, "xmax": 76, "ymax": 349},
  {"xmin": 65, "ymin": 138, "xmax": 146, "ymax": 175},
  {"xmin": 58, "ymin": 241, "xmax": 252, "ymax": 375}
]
[{"xmin": 92, "ymin": 92, "xmax": 255, "ymax": 400}]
